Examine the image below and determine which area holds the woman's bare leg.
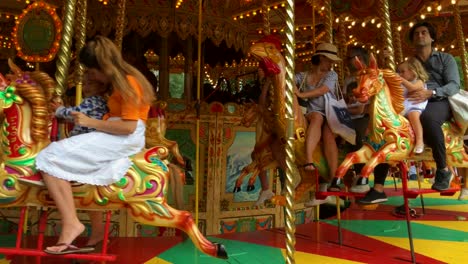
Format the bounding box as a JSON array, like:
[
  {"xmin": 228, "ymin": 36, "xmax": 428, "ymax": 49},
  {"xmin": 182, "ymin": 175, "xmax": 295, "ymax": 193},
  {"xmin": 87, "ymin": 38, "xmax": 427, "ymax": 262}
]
[
  {"xmin": 322, "ymin": 123, "xmax": 338, "ymax": 182},
  {"xmin": 305, "ymin": 112, "xmax": 324, "ymax": 170},
  {"xmin": 42, "ymin": 173, "xmax": 85, "ymax": 252},
  {"xmin": 87, "ymin": 211, "xmax": 104, "ymax": 246}
]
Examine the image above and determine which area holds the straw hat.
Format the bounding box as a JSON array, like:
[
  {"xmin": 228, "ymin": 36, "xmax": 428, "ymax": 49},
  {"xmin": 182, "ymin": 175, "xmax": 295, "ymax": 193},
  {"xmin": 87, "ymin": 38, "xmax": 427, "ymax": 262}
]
[{"xmin": 313, "ymin": 43, "xmax": 341, "ymax": 61}]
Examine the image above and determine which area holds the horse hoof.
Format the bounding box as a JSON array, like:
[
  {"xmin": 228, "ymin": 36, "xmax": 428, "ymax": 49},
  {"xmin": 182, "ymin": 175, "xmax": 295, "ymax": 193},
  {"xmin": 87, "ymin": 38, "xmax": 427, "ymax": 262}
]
[
  {"xmin": 233, "ymin": 187, "xmax": 241, "ymax": 193},
  {"xmin": 246, "ymin": 185, "xmax": 255, "ymax": 192},
  {"xmin": 215, "ymin": 242, "xmax": 228, "ymax": 259}
]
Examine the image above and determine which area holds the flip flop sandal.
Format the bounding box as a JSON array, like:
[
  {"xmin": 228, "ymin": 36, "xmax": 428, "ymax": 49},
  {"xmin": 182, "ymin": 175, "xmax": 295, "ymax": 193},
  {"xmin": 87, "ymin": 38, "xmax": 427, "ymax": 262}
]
[
  {"xmin": 44, "ymin": 243, "xmax": 94, "ymax": 255},
  {"xmin": 82, "ymin": 239, "xmax": 108, "ymax": 251}
]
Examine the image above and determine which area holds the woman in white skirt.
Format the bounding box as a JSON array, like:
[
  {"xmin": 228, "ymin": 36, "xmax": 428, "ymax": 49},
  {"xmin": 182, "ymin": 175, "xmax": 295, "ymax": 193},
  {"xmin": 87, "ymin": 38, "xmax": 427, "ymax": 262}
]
[{"xmin": 20, "ymin": 36, "xmax": 155, "ymax": 254}]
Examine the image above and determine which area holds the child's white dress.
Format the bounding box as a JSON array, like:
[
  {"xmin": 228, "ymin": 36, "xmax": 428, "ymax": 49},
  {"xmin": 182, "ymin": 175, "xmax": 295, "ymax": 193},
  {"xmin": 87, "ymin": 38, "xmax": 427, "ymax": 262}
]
[{"xmin": 402, "ymin": 79, "xmax": 428, "ymax": 116}]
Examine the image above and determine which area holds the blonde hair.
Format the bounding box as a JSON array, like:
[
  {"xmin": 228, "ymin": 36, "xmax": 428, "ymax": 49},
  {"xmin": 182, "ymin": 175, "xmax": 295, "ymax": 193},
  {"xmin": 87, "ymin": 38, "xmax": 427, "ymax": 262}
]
[
  {"xmin": 399, "ymin": 57, "xmax": 429, "ymax": 82},
  {"xmin": 80, "ymin": 36, "xmax": 156, "ymax": 105}
]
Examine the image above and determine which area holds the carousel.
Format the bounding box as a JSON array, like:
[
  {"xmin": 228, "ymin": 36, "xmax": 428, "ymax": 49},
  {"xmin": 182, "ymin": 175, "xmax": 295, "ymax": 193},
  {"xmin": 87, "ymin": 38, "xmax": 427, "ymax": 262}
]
[{"xmin": 0, "ymin": 0, "xmax": 467, "ymax": 263}]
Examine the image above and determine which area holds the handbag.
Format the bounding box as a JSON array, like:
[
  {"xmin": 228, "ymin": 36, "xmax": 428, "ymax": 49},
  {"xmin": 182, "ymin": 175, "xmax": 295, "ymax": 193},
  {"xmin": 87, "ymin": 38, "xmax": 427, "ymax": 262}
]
[
  {"xmin": 448, "ymin": 89, "xmax": 468, "ymax": 134},
  {"xmin": 324, "ymin": 84, "xmax": 356, "ymax": 145},
  {"xmin": 297, "ymin": 72, "xmax": 309, "ymax": 107}
]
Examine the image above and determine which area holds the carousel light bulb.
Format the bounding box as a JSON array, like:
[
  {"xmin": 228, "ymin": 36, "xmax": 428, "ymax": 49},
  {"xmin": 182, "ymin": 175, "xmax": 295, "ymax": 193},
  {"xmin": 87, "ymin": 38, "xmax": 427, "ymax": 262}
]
[
  {"xmin": 351, "ymin": 21, "xmax": 356, "ymax": 26},
  {"xmin": 252, "ymin": 11, "xmax": 257, "ymax": 15},
  {"xmin": 361, "ymin": 22, "xmax": 366, "ymax": 27},
  {"xmin": 441, "ymin": 48, "xmax": 445, "ymax": 51},
  {"xmin": 335, "ymin": 18, "xmax": 339, "ymax": 23},
  {"xmin": 466, "ymin": 38, "xmax": 468, "ymax": 42},
  {"xmin": 347, "ymin": 25, "xmax": 352, "ymax": 29},
  {"xmin": 376, "ymin": 23, "xmax": 381, "ymax": 28},
  {"xmin": 451, "ymin": 0, "xmax": 456, "ymax": 4},
  {"xmin": 349, "ymin": 35, "xmax": 353, "ymax": 38},
  {"xmin": 376, "ymin": 50, "xmax": 380, "ymax": 54},
  {"xmin": 420, "ymin": 14, "xmax": 425, "ymax": 19},
  {"xmin": 427, "ymin": 6, "xmax": 432, "ymax": 12},
  {"xmin": 409, "ymin": 22, "xmax": 414, "ymax": 27},
  {"xmin": 451, "ymin": 44, "xmax": 455, "ymax": 49},
  {"xmin": 370, "ymin": 45, "xmax": 374, "ymax": 49},
  {"xmin": 371, "ymin": 18, "xmax": 375, "ymax": 24},
  {"xmin": 437, "ymin": 5, "xmax": 442, "ymax": 11},
  {"xmin": 345, "ymin": 16, "xmax": 349, "ymax": 21},
  {"xmin": 398, "ymin": 26, "xmax": 402, "ymax": 31}
]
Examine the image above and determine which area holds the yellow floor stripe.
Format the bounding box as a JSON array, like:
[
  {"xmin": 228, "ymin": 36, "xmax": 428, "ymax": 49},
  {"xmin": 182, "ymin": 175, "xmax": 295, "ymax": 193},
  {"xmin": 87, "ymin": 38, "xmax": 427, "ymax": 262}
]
[
  {"xmin": 413, "ymin": 220, "xmax": 468, "ymax": 232},
  {"xmin": 281, "ymin": 249, "xmax": 364, "ymax": 264},
  {"xmin": 370, "ymin": 236, "xmax": 468, "ymax": 263},
  {"xmin": 144, "ymin": 257, "xmax": 172, "ymax": 264},
  {"xmin": 422, "ymin": 204, "xmax": 468, "ymax": 213}
]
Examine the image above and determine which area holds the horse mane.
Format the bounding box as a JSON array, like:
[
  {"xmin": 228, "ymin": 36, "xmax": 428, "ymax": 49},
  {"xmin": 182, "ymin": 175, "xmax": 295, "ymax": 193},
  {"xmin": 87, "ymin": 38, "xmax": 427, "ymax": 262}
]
[
  {"xmin": 14, "ymin": 71, "xmax": 56, "ymax": 142},
  {"xmin": 381, "ymin": 69, "xmax": 404, "ymax": 114}
]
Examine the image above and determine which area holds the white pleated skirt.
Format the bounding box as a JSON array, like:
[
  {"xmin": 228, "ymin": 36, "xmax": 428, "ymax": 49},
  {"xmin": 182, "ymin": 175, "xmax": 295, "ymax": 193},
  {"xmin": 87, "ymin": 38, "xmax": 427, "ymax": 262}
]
[{"xmin": 36, "ymin": 118, "xmax": 146, "ymax": 186}]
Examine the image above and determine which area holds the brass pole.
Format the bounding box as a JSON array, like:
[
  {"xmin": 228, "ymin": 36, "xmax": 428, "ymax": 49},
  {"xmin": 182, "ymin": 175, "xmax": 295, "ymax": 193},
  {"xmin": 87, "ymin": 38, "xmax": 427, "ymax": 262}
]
[
  {"xmin": 55, "ymin": 0, "xmax": 77, "ymax": 96},
  {"xmin": 323, "ymin": 0, "xmax": 333, "ymax": 43},
  {"xmin": 378, "ymin": 0, "xmax": 395, "ymax": 71},
  {"xmin": 312, "ymin": 2, "xmax": 315, "ymax": 52},
  {"xmin": 195, "ymin": 0, "xmax": 203, "ymax": 225},
  {"xmin": 338, "ymin": 23, "xmax": 348, "ymax": 85},
  {"xmin": 392, "ymin": 24, "xmax": 403, "ymax": 65},
  {"xmin": 74, "ymin": 0, "xmax": 87, "ymax": 105},
  {"xmin": 115, "ymin": 0, "xmax": 126, "ymax": 51},
  {"xmin": 453, "ymin": 2, "xmax": 468, "ymax": 90},
  {"xmin": 262, "ymin": 0, "xmax": 270, "ymax": 35},
  {"xmin": 284, "ymin": 0, "xmax": 296, "ymax": 263}
]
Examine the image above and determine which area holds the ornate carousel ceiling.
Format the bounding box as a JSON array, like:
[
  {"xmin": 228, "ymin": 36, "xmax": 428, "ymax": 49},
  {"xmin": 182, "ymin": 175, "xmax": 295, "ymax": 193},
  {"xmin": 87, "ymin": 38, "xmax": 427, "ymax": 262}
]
[{"xmin": 0, "ymin": 0, "xmax": 467, "ymax": 66}]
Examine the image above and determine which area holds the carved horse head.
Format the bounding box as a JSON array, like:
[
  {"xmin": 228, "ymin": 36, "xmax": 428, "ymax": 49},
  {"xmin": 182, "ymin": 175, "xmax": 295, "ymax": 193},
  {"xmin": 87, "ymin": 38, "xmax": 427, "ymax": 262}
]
[{"xmin": 353, "ymin": 54, "xmax": 405, "ymax": 114}]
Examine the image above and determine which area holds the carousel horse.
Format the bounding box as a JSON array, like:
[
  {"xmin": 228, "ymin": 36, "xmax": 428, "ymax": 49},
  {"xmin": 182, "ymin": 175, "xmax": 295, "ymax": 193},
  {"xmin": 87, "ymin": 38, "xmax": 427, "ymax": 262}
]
[
  {"xmin": 0, "ymin": 69, "xmax": 227, "ymax": 259},
  {"xmin": 334, "ymin": 54, "xmax": 468, "ymax": 185},
  {"xmin": 146, "ymin": 101, "xmax": 186, "ymax": 209},
  {"xmin": 232, "ymin": 102, "xmax": 277, "ymax": 193},
  {"xmin": 247, "ymin": 36, "xmax": 329, "ymax": 205}
]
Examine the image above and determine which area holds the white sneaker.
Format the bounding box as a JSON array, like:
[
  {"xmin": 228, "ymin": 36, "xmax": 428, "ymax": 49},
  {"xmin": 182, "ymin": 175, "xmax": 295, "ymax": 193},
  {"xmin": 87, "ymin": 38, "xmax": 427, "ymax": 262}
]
[
  {"xmin": 350, "ymin": 184, "xmax": 370, "ymax": 193},
  {"xmin": 255, "ymin": 190, "xmax": 275, "ymax": 206},
  {"xmin": 304, "ymin": 195, "xmax": 344, "ymax": 207},
  {"xmin": 458, "ymin": 188, "xmax": 468, "ymax": 201},
  {"xmin": 304, "ymin": 196, "xmax": 328, "ymax": 207}
]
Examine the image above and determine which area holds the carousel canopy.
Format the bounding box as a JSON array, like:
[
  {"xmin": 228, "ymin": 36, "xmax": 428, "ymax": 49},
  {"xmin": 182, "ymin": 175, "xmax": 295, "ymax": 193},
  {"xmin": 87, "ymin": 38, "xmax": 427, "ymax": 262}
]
[{"xmin": 0, "ymin": 0, "xmax": 467, "ymax": 67}]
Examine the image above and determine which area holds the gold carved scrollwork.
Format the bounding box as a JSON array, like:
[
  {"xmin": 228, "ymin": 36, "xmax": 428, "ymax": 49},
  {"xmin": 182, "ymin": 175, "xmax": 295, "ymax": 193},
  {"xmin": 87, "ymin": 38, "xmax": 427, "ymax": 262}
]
[
  {"xmin": 176, "ymin": 16, "xmax": 195, "ymax": 40},
  {"xmin": 83, "ymin": 7, "xmax": 249, "ymax": 52},
  {"xmin": 156, "ymin": 16, "xmax": 174, "ymax": 38},
  {"xmin": 225, "ymin": 29, "xmax": 236, "ymax": 49},
  {"xmin": 211, "ymin": 24, "xmax": 225, "ymax": 46}
]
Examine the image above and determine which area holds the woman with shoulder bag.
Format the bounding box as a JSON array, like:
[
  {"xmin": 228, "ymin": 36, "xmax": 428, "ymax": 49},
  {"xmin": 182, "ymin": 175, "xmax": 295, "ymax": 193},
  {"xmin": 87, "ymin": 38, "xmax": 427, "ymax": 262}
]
[{"xmin": 294, "ymin": 43, "xmax": 342, "ymax": 205}]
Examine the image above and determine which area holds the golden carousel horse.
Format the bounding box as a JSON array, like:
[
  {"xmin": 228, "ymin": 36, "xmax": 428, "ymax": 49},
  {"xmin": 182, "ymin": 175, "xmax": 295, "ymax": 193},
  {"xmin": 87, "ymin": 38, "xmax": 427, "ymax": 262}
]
[
  {"xmin": 334, "ymin": 54, "xmax": 468, "ymax": 185},
  {"xmin": 0, "ymin": 69, "xmax": 227, "ymax": 259},
  {"xmin": 246, "ymin": 36, "xmax": 329, "ymax": 205},
  {"xmin": 232, "ymin": 99, "xmax": 278, "ymax": 194}
]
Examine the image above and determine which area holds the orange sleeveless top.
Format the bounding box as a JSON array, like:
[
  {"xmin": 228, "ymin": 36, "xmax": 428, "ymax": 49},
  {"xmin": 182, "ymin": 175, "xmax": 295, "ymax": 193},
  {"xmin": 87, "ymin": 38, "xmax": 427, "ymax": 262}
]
[{"xmin": 103, "ymin": 75, "xmax": 150, "ymax": 121}]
